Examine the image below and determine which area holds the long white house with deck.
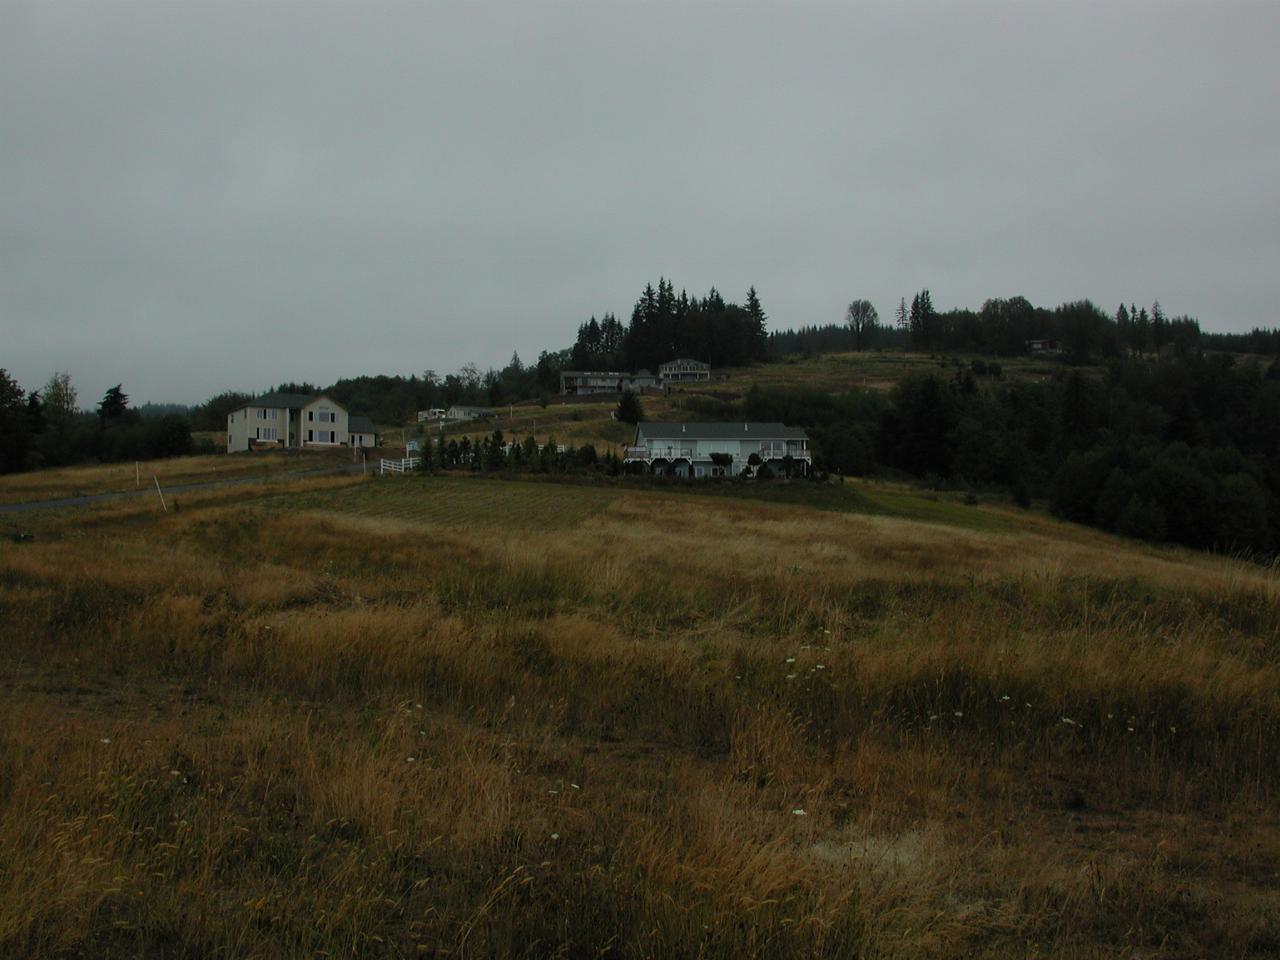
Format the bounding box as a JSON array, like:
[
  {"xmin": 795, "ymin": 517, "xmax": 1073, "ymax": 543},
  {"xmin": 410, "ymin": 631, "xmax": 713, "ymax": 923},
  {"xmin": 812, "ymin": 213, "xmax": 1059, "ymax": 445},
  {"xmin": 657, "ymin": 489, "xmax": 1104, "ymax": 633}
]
[{"xmin": 624, "ymin": 422, "xmax": 811, "ymax": 478}]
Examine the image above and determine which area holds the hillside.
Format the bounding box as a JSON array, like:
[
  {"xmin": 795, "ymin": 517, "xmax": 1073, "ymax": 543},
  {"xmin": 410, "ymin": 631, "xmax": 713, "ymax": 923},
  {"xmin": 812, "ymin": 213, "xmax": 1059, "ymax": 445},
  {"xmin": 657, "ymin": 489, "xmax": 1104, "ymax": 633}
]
[
  {"xmin": 399, "ymin": 350, "xmax": 1077, "ymax": 458},
  {"xmin": 2, "ymin": 467, "xmax": 1278, "ymax": 957}
]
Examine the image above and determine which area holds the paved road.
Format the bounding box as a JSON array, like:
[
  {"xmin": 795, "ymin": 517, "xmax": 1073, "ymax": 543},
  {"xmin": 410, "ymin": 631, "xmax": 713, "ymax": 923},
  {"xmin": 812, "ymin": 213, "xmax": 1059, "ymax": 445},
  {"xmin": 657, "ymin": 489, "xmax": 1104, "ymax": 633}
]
[{"xmin": 0, "ymin": 464, "xmax": 363, "ymax": 515}]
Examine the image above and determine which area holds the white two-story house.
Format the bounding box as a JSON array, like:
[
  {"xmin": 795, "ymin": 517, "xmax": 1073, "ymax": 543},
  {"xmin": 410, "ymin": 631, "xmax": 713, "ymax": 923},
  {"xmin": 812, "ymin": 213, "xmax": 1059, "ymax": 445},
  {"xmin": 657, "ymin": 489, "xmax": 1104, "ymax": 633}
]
[
  {"xmin": 226, "ymin": 392, "xmax": 371, "ymax": 451},
  {"xmin": 624, "ymin": 422, "xmax": 811, "ymax": 478}
]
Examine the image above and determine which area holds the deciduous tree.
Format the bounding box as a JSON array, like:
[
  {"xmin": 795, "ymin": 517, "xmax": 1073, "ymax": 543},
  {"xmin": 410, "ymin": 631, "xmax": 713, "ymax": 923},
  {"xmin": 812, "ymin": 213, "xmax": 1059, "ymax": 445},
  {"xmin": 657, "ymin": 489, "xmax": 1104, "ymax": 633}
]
[{"xmin": 845, "ymin": 299, "xmax": 879, "ymax": 351}]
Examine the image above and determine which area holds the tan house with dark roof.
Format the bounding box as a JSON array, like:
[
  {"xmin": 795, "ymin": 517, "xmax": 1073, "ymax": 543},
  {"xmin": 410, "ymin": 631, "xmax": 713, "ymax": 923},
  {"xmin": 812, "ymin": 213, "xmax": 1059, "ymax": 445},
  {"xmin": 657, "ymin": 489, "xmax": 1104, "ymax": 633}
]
[{"xmin": 226, "ymin": 392, "xmax": 376, "ymax": 452}]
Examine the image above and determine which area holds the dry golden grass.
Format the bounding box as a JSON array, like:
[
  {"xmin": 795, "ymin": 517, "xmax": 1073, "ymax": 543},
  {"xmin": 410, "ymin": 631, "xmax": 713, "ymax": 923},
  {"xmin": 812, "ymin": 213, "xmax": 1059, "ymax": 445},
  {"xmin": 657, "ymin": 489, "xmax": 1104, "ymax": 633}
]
[
  {"xmin": 0, "ymin": 448, "xmax": 351, "ymax": 505},
  {"xmin": 2, "ymin": 472, "xmax": 1279, "ymax": 957}
]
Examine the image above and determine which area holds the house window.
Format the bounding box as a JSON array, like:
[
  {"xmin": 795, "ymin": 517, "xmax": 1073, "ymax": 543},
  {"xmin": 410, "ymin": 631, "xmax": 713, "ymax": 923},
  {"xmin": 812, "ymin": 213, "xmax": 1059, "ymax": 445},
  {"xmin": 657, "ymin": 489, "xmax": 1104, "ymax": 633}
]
[{"xmin": 257, "ymin": 408, "xmax": 275, "ymax": 420}]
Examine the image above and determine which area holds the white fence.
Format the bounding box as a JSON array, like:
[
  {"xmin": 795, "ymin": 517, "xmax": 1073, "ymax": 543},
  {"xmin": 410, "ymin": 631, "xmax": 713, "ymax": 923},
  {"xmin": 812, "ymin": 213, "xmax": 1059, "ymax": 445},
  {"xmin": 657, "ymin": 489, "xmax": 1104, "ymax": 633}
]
[{"xmin": 380, "ymin": 457, "xmax": 422, "ymax": 475}]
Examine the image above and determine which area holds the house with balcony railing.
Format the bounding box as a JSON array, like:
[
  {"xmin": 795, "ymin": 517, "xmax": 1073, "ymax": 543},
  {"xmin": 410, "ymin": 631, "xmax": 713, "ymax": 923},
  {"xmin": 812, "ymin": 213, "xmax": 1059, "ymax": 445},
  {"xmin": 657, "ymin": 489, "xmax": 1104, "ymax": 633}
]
[{"xmin": 623, "ymin": 422, "xmax": 811, "ymax": 478}]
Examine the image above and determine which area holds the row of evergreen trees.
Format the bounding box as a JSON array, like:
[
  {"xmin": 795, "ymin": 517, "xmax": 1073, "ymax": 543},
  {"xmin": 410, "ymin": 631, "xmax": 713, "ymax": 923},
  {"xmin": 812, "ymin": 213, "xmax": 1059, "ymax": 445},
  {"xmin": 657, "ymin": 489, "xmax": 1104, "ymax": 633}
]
[
  {"xmin": 569, "ymin": 279, "xmax": 770, "ymax": 372},
  {"xmin": 888, "ymin": 292, "xmax": 1205, "ymax": 359},
  {"xmin": 418, "ymin": 430, "xmax": 622, "ymax": 476},
  {"xmin": 770, "ymin": 294, "xmax": 1243, "ymax": 361},
  {"xmin": 0, "ymin": 371, "xmax": 193, "ymax": 473}
]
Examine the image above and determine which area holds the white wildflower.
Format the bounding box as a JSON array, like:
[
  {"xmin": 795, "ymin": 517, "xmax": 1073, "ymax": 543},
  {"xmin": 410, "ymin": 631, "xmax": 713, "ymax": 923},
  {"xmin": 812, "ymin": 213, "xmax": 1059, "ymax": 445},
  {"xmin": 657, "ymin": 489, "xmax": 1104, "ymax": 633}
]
[{"xmin": 792, "ymin": 808, "xmax": 807, "ymax": 816}]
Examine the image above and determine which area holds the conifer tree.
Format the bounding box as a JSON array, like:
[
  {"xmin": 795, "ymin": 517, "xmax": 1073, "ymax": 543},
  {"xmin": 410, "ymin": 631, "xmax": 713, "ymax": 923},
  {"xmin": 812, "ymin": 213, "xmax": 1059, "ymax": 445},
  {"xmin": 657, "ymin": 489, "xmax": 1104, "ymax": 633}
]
[
  {"xmin": 98, "ymin": 384, "xmax": 130, "ymax": 423},
  {"xmin": 617, "ymin": 390, "xmax": 644, "ymax": 425}
]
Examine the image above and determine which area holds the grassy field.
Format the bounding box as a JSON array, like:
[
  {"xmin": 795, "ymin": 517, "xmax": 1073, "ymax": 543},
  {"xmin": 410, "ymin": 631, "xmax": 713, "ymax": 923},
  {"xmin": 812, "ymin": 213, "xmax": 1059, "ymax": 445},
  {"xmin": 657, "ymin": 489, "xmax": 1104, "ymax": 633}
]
[
  {"xmin": 0, "ymin": 449, "xmax": 352, "ymax": 506},
  {"xmin": 2, "ymin": 468, "xmax": 1279, "ymax": 958},
  {"xmin": 717, "ymin": 351, "xmax": 1085, "ymax": 396}
]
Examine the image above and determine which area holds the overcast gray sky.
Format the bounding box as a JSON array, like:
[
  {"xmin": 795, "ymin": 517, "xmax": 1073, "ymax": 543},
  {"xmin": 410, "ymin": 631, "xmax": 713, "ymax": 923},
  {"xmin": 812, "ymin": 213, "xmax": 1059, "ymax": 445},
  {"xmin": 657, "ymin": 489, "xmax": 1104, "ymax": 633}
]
[{"xmin": 2, "ymin": 1, "xmax": 1277, "ymax": 405}]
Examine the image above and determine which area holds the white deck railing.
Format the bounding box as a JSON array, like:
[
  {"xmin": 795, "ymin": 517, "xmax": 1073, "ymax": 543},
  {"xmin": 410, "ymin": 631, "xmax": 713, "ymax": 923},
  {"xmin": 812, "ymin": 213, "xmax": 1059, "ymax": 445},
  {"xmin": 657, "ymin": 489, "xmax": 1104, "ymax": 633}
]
[
  {"xmin": 759, "ymin": 444, "xmax": 812, "ymax": 460},
  {"xmin": 624, "ymin": 446, "xmax": 694, "ymax": 460},
  {"xmin": 625, "ymin": 445, "xmax": 811, "ymax": 461}
]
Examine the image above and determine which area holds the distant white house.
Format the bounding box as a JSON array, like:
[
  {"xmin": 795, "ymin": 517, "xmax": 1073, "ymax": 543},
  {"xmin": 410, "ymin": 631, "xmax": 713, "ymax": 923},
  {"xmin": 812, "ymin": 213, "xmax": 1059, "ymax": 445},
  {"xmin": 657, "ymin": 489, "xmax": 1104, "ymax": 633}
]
[
  {"xmin": 559, "ymin": 370, "xmax": 658, "ymax": 396},
  {"xmin": 624, "ymin": 422, "xmax": 811, "ymax": 478},
  {"xmin": 417, "ymin": 408, "xmax": 447, "ymax": 422},
  {"xmin": 446, "ymin": 405, "xmax": 496, "ymax": 421},
  {"xmin": 1026, "ymin": 339, "xmax": 1064, "ymax": 354},
  {"xmin": 658, "ymin": 358, "xmax": 711, "ymax": 384},
  {"xmin": 558, "ymin": 359, "xmax": 710, "ymax": 396}
]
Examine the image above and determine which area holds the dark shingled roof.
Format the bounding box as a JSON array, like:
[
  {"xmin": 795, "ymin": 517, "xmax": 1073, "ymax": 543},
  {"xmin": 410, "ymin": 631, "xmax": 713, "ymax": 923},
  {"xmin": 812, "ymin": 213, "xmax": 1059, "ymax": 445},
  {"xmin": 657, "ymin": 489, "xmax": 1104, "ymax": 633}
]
[
  {"xmin": 246, "ymin": 392, "xmax": 323, "ymax": 410},
  {"xmin": 635, "ymin": 422, "xmax": 808, "ymax": 441},
  {"xmin": 238, "ymin": 394, "xmax": 380, "ymax": 434}
]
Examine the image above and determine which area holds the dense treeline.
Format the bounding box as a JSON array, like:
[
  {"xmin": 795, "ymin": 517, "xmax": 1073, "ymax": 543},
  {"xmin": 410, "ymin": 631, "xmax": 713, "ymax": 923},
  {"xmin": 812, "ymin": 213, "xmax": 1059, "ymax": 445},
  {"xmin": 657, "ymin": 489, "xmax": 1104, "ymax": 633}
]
[
  {"xmin": 741, "ymin": 351, "xmax": 1280, "ymax": 555},
  {"xmin": 769, "ymin": 323, "xmax": 909, "ymax": 355},
  {"xmin": 770, "ymin": 293, "xmax": 1218, "ymax": 361},
  {"xmin": 568, "ymin": 279, "xmax": 769, "ymax": 371},
  {"xmin": 0, "ymin": 371, "xmax": 193, "ymax": 473}
]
